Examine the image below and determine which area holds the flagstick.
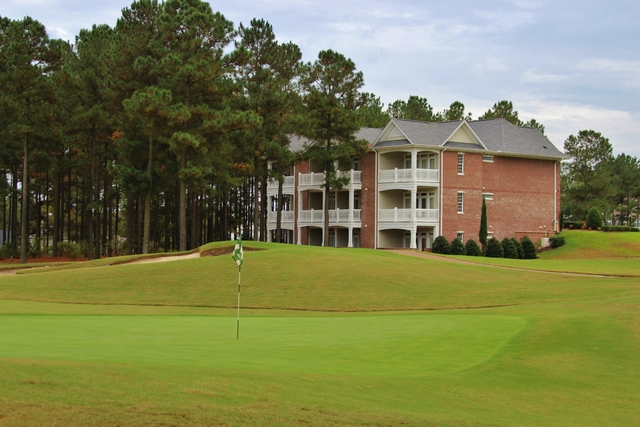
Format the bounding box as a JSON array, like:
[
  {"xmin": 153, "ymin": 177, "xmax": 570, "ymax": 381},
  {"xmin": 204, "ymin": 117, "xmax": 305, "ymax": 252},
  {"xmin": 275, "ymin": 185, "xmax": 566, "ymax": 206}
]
[{"xmin": 236, "ymin": 265, "xmax": 241, "ymax": 340}]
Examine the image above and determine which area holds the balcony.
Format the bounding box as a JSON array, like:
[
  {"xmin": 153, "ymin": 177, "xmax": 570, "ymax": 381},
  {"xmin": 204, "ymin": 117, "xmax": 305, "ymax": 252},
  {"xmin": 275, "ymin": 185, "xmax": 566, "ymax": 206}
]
[
  {"xmin": 379, "ymin": 208, "xmax": 438, "ymax": 223},
  {"xmin": 267, "ymin": 211, "xmax": 295, "ymax": 223},
  {"xmin": 378, "ymin": 168, "xmax": 439, "ymax": 184},
  {"xmin": 298, "ymin": 208, "xmax": 362, "ymax": 224},
  {"xmin": 267, "ymin": 176, "xmax": 295, "ymax": 195},
  {"xmin": 299, "ymin": 170, "xmax": 362, "ymax": 188}
]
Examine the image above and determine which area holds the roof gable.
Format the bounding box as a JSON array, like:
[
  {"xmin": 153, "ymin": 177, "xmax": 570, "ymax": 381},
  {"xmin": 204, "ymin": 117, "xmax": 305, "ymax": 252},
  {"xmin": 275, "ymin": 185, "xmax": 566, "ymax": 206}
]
[{"xmin": 443, "ymin": 121, "xmax": 487, "ymax": 150}]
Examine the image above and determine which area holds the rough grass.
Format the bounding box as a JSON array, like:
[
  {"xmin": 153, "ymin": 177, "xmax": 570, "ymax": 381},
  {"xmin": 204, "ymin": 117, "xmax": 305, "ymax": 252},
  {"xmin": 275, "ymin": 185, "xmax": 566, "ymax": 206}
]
[{"xmin": 0, "ymin": 238, "xmax": 639, "ymax": 426}]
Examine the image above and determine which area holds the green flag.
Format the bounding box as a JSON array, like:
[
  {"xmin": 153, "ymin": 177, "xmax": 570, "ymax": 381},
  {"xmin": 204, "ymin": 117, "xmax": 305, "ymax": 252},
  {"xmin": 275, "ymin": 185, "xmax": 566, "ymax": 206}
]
[{"xmin": 232, "ymin": 237, "xmax": 243, "ymax": 267}]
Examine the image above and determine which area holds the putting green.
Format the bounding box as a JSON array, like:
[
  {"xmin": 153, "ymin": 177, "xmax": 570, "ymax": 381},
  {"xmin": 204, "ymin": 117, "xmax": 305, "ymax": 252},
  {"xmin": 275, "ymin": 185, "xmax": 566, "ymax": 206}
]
[{"xmin": 0, "ymin": 314, "xmax": 525, "ymax": 377}]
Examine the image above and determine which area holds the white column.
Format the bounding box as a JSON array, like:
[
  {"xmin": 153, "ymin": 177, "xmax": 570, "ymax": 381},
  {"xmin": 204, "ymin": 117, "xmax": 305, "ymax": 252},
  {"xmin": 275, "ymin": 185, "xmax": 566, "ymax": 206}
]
[
  {"xmin": 297, "ymin": 184, "xmax": 302, "ymax": 245},
  {"xmin": 321, "ymin": 190, "xmax": 326, "ymax": 246},
  {"xmin": 411, "ymin": 151, "xmax": 417, "ymax": 180},
  {"xmin": 411, "ymin": 150, "xmax": 418, "ymax": 250},
  {"xmin": 349, "ymin": 187, "xmax": 354, "ymax": 223},
  {"xmin": 348, "ymin": 226, "xmax": 353, "ymax": 248}
]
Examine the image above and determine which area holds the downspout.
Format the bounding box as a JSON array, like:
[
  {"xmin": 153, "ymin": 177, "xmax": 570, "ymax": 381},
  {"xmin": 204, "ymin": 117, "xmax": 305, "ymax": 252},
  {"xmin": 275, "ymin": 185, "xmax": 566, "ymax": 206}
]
[
  {"xmin": 439, "ymin": 147, "xmax": 446, "ymax": 237},
  {"xmin": 374, "ymin": 149, "xmax": 378, "ymax": 249},
  {"xmin": 554, "ymin": 161, "xmax": 558, "ymax": 233}
]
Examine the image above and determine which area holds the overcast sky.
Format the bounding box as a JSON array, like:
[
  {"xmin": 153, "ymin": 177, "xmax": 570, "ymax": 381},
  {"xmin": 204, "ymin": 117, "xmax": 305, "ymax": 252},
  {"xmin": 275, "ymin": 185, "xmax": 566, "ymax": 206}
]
[{"xmin": 4, "ymin": 0, "xmax": 639, "ymax": 157}]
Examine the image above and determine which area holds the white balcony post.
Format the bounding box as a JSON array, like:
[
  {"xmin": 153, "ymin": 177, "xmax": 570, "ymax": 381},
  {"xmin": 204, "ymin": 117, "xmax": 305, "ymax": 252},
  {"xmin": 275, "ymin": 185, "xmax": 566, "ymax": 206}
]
[
  {"xmin": 349, "ymin": 188, "xmax": 354, "ymax": 223},
  {"xmin": 394, "ymin": 207, "xmax": 398, "ymax": 222},
  {"xmin": 411, "ymin": 151, "xmax": 417, "ymax": 182},
  {"xmin": 348, "ymin": 226, "xmax": 353, "ymax": 248},
  {"xmin": 410, "ymin": 228, "xmax": 417, "ymax": 249},
  {"xmin": 297, "ymin": 186, "xmax": 302, "ymax": 245},
  {"xmin": 394, "ymin": 167, "xmax": 398, "ymax": 183},
  {"xmin": 335, "ymin": 207, "xmax": 339, "ymax": 223},
  {"xmin": 411, "ymin": 189, "xmax": 417, "ymax": 222}
]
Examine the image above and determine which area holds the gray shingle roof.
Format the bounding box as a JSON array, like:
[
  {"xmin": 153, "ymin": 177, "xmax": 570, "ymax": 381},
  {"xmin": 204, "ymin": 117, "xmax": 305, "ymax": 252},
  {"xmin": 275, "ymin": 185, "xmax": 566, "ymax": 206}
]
[
  {"xmin": 287, "ymin": 127, "xmax": 383, "ymax": 152},
  {"xmin": 374, "ymin": 118, "xmax": 567, "ymax": 160},
  {"xmin": 468, "ymin": 119, "xmax": 566, "ymax": 159},
  {"xmin": 355, "ymin": 127, "xmax": 383, "ymax": 144}
]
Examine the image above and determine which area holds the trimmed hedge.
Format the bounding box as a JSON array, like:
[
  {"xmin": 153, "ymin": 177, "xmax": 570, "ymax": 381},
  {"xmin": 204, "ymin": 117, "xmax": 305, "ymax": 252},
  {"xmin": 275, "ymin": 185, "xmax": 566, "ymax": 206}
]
[
  {"xmin": 511, "ymin": 237, "xmax": 524, "ymax": 259},
  {"xmin": 449, "ymin": 238, "xmax": 466, "ymax": 255},
  {"xmin": 549, "ymin": 236, "xmax": 565, "ymax": 248},
  {"xmin": 501, "ymin": 237, "xmax": 518, "ymax": 259},
  {"xmin": 520, "ymin": 236, "xmax": 537, "ymax": 259},
  {"xmin": 564, "ymin": 221, "xmax": 584, "ymax": 229},
  {"xmin": 432, "ymin": 236, "xmax": 450, "ymax": 254},
  {"xmin": 465, "ymin": 239, "xmax": 482, "ymax": 257},
  {"xmin": 485, "ymin": 238, "xmax": 504, "ymax": 258},
  {"xmin": 602, "ymin": 225, "xmax": 640, "ymax": 232}
]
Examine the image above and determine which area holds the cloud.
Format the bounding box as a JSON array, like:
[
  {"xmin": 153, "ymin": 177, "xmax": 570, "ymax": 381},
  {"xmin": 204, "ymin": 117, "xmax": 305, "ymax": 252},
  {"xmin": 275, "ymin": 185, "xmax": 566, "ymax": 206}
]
[
  {"xmin": 577, "ymin": 58, "xmax": 640, "ymax": 88},
  {"xmin": 518, "ymin": 101, "xmax": 639, "ymax": 155},
  {"xmin": 522, "ymin": 69, "xmax": 572, "ymax": 83}
]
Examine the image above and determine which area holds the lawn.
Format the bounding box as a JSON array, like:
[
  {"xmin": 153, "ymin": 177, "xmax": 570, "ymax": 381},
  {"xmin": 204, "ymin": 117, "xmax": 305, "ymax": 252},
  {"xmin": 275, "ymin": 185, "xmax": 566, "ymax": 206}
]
[{"xmin": 0, "ymin": 239, "xmax": 638, "ymax": 426}]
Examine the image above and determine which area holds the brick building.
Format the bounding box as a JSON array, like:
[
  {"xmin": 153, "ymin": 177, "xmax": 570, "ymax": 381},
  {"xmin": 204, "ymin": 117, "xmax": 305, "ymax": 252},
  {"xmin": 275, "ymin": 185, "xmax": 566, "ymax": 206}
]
[{"xmin": 266, "ymin": 118, "xmax": 567, "ymax": 249}]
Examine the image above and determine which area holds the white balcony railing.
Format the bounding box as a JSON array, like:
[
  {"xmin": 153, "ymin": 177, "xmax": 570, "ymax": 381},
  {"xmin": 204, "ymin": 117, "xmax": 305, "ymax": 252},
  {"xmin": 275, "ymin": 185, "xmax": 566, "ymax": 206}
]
[
  {"xmin": 299, "ymin": 170, "xmax": 362, "ymax": 187},
  {"xmin": 379, "ymin": 208, "xmax": 438, "ymax": 222},
  {"xmin": 267, "ymin": 211, "xmax": 295, "ymax": 223},
  {"xmin": 378, "ymin": 168, "xmax": 439, "ymax": 184},
  {"xmin": 267, "ymin": 176, "xmax": 295, "ymax": 193},
  {"xmin": 298, "ymin": 209, "xmax": 362, "ymax": 224}
]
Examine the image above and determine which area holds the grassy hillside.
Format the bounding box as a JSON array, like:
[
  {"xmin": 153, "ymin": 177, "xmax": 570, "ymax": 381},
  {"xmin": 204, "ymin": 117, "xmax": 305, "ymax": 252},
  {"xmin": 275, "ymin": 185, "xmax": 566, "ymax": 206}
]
[{"xmin": 0, "ymin": 238, "xmax": 638, "ymax": 426}]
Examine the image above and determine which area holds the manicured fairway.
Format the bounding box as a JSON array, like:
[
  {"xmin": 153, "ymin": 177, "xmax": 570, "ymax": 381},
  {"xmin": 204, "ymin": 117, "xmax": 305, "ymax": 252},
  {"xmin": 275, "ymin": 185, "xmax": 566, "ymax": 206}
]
[
  {"xmin": 1, "ymin": 238, "xmax": 639, "ymax": 426},
  {"xmin": 0, "ymin": 314, "xmax": 525, "ymax": 376}
]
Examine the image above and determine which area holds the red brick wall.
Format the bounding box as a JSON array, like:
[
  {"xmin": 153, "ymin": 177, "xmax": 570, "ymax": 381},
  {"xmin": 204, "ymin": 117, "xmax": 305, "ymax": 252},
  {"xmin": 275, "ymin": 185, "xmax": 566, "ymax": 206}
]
[
  {"xmin": 360, "ymin": 152, "xmax": 376, "ymax": 249},
  {"xmin": 442, "ymin": 151, "xmax": 559, "ymax": 242}
]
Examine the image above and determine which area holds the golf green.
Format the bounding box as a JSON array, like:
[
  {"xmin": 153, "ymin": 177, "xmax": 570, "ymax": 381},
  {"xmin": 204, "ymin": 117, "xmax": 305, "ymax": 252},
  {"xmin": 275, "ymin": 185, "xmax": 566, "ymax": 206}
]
[{"xmin": 0, "ymin": 313, "xmax": 525, "ymax": 377}]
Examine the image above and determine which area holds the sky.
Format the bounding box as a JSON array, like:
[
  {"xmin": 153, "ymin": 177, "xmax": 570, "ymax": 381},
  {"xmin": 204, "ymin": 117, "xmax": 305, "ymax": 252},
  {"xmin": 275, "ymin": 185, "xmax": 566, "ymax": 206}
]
[{"xmin": 4, "ymin": 0, "xmax": 640, "ymax": 157}]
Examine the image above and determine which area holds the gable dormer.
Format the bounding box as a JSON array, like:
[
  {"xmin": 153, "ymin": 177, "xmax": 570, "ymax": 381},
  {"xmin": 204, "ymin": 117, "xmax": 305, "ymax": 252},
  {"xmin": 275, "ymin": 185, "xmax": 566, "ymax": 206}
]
[
  {"xmin": 443, "ymin": 121, "xmax": 486, "ymax": 149},
  {"xmin": 373, "ymin": 119, "xmax": 412, "ymax": 147}
]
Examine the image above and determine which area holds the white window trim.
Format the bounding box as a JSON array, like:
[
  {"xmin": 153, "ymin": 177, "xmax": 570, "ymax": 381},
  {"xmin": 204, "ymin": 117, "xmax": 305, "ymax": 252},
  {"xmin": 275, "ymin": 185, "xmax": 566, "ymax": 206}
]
[
  {"xmin": 457, "ymin": 153, "xmax": 464, "ymax": 175},
  {"xmin": 456, "ymin": 232, "xmax": 464, "ymax": 242},
  {"xmin": 482, "ymin": 155, "xmax": 494, "ymax": 162},
  {"xmin": 482, "ymin": 193, "xmax": 494, "ymax": 201},
  {"xmin": 457, "ymin": 192, "xmax": 464, "ymax": 214}
]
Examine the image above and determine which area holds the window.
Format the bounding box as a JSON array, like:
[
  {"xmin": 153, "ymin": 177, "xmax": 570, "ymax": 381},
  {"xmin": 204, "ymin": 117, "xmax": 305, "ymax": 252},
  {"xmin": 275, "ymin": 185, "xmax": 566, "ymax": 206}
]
[
  {"xmin": 457, "ymin": 232, "xmax": 464, "ymax": 242},
  {"xmin": 483, "ymin": 155, "xmax": 494, "ymax": 162},
  {"xmin": 328, "ymin": 192, "xmax": 336, "ymax": 210},
  {"xmin": 457, "ymin": 192, "xmax": 464, "ymax": 213},
  {"xmin": 354, "ymin": 191, "xmax": 360, "ymax": 209},
  {"xmin": 352, "ymin": 157, "xmax": 361, "ymax": 171},
  {"xmin": 488, "ymin": 232, "xmax": 494, "ymax": 240},
  {"xmin": 457, "ymin": 153, "xmax": 464, "ymax": 174},
  {"xmin": 404, "ymin": 154, "xmax": 411, "ymax": 169},
  {"xmin": 429, "ymin": 154, "xmax": 437, "ymax": 170},
  {"xmin": 482, "ymin": 193, "xmax": 494, "ymax": 201},
  {"xmin": 419, "ymin": 153, "xmax": 428, "ymax": 169}
]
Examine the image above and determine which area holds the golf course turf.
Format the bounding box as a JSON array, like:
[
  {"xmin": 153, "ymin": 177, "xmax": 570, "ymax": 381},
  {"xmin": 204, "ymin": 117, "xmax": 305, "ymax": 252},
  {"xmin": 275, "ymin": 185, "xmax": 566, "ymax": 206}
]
[{"xmin": 0, "ymin": 231, "xmax": 639, "ymax": 426}]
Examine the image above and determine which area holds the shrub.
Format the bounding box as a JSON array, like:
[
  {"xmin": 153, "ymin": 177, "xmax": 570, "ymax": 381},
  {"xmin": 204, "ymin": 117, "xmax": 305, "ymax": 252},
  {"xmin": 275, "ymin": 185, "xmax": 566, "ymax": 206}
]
[
  {"xmin": 511, "ymin": 237, "xmax": 524, "ymax": 259},
  {"xmin": 633, "ymin": 228, "xmax": 640, "ymax": 232},
  {"xmin": 485, "ymin": 238, "xmax": 504, "ymax": 258},
  {"xmin": 0, "ymin": 242, "xmax": 19, "ymax": 259},
  {"xmin": 432, "ymin": 236, "xmax": 450, "ymax": 254},
  {"xmin": 449, "ymin": 238, "xmax": 466, "ymax": 255},
  {"xmin": 520, "ymin": 236, "xmax": 537, "ymax": 259},
  {"xmin": 586, "ymin": 207, "xmax": 603, "ymax": 230},
  {"xmin": 501, "ymin": 237, "xmax": 518, "ymax": 259},
  {"xmin": 564, "ymin": 221, "xmax": 583, "ymax": 229},
  {"xmin": 549, "ymin": 236, "xmax": 565, "ymax": 248},
  {"xmin": 465, "ymin": 239, "xmax": 482, "ymax": 256},
  {"xmin": 57, "ymin": 241, "xmax": 85, "ymax": 258},
  {"xmin": 602, "ymin": 225, "xmax": 611, "ymax": 231}
]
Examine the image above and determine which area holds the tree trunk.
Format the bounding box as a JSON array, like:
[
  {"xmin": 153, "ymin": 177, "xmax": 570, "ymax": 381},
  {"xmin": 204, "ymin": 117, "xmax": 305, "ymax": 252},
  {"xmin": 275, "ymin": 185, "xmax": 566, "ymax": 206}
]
[
  {"xmin": 20, "ymin": 134, "xmax": 28, "ymax": 263},
  {"xmin": 143, "ymin": 137, "xmax": 153, "ymax": 254},
  {"xmin": 53, "ymin": 170, "xmax": 60, "ymax": 257},
  {"xmin": 179, "ymin": 147, "xmax": 187, "ymax": 251}
]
